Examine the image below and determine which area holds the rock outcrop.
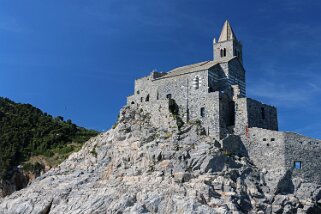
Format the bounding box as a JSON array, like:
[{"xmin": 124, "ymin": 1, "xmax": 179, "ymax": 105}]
[{"xmin": 0, "ymin": 107, "xmax": 320, "ymax": 213}]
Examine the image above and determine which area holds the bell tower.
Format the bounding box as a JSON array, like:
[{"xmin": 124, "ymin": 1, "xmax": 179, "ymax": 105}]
[{"xmin": 213, "ymin": 20, "xmax": 243, "ymax": 63}]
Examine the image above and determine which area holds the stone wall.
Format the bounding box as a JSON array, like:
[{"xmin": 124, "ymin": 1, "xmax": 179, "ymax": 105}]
[
  {"xmin": 153, "ymin": 70, "xmax": 224, "ymax": 139},
  {"xmin": 153, "ymin": 70, "xmax": 208, "ymax": 122},
  {"xmin": 127, "ymin": 74, "xmax": 157, "ymax": 107},
  {"xmin": 247, "ymin": 98, "xmax": 278, "ymax": 130},
  {"xmin": 127, "ymin": 68, "xmax": 238, "ymax": 140},
  {"xmin": 148, "ymin": 99, "xmax": 178, "ymax": 132},
  {"xmin": 208, "ymin": 59, "xmax": 245, "ymax": 97},
  {"xmin": 241, "ymin": 128, "xmax": 321, "ymax": 189},
  {"xmin": 227, "ymin": 59, "xmax": 246, "ymax": 97},
  {"xmin": 235, "ymin": 98, "xmax": 278, "ymax": 135},
  {"xmin": 208, "ymin": 65, "xmax": 228, "ymax": 93},
  {"xmin": 242, "ymin": 127, "xmax": 287, "ymax": 191},
  {"xmin": 284, "ymin": 132, "xmax": 321, "ymax": 184},
  {"xmin": 218, "ymin": 93, "xmax": 234, "ymax": 138}
]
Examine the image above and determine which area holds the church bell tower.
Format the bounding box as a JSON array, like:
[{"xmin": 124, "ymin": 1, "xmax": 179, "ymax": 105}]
[{"xmin": 213, "ymin": 20, "xmax": 243, "ymax": 63}]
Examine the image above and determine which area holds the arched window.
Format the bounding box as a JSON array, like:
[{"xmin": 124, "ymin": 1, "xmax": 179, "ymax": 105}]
[
  {"xmin": 145, "ymin": 94, "xmax": 150, "ymax": 102},
  {"xmin": 223, "ymin": 48, "xmax": 227, "ymax": 57},
  {"xmin": 220, "ymin": 49, "xmax": 223, "ymax": 57},
  {"xmin": 131, "ymin": 101, "xmax": 135, "ymax": 105}
]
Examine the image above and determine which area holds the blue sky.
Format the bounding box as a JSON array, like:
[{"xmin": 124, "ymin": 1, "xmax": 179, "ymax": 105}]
[{"xmin": 1, "ymin": 0, "xmax": 321, "ymax": 139}]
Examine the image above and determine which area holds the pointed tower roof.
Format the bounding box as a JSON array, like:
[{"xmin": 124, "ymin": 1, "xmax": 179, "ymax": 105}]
[{"xmin": 218, "ymin": 20, "xmax": 237, "ymax": 42}]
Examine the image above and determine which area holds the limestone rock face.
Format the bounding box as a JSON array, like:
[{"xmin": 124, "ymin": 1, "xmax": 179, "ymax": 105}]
[{"xmin": 0, "ymin": 107, "xmax": 320, "ymax": 214}]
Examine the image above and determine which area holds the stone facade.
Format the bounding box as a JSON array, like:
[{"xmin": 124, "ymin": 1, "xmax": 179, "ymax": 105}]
[{"xmin": 127, "ymin": 20, "xmax": 321, "ymax": 185}]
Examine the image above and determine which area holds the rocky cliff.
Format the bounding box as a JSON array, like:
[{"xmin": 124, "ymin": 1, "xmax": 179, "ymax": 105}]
[{"xmin": 0, "ymin": 106, "xmax": 320, "ymax": 213}]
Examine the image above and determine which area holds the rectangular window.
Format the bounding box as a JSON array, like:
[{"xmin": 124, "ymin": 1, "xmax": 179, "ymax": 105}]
[
  {"xmin": 294, "ymin": 161, "xmax": 302, "ymax": 169},
  {"xmin": 200, "ymin": 107, "xmax": 205, "ymax": 117}
]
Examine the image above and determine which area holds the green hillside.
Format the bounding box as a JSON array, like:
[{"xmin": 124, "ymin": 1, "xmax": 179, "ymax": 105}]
[{"xmin": 0, "ymin": 97, "xmax": 99, "ymax": 179}]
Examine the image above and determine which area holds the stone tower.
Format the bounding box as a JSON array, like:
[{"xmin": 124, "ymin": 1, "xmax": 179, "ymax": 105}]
[{"xmin": 213, "ymin": 20, "xmax": 243, "ymax": 63}]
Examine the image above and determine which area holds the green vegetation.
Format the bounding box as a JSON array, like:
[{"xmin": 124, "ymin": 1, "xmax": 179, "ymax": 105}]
[
  {"xmin": 90, "ymin": 145, "xmax": 98, "ymax": 158},
  {"xmin": 0, "ymin": 97, "xmax": 99, "ymax": 179},
  {"xmin": 163, "ymin": 131, "xmax": 173, "ymax": 139},
  {"xmin": 188, "ymin": 119, "xmax": 201, "ymax": 125},
  {"xmin": 168, "ymin": 99, "xmax": 184, "ymax": 129},
  {"xmin": 22, "ymin": 162, "xmax": 44, "ymax": 176},
  {"xmin": 223, "ymin": 151, "xmax": 233, "ymax": 157}
]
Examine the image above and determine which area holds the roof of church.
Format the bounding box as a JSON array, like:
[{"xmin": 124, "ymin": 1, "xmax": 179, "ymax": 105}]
[
  {"xmin": 162, "ymin": 61, "xmax": 216, "ymax": 78},
  {"xmin": 155, "ymin": 57, "xmax": 237, "ymax": 79},
  {"xmin": 218, "ymin": 20, "xmax": 237, "ymax": 42}
]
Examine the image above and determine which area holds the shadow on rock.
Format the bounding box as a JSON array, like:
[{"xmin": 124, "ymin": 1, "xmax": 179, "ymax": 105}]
[{"xmin": 276, "ymin": 169, "xmax": 294, "ymax": 195}]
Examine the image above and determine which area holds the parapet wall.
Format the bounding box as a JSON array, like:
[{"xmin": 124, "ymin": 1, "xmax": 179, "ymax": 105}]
[
  {"xmin": 247, "ymin": 99, "xmax": 278, "ymax": 130},
  {"xmin": 235, "ymin": 98, "xmax": 278, "ymax": 135}
]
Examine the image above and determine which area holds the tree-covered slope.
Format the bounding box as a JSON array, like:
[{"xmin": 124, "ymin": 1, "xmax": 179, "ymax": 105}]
[{"xmin": 0, "ymin": 97, "xmax": 99, "ymax": 180}]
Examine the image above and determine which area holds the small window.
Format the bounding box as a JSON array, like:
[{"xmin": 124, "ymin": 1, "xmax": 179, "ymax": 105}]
[
  {"xmin": 220, "ymin": 49, "xmax": 223, "ymax": 57},
  {"xmin": 137, "ymin": 90, "xmax": 140, "ymax": 95},
  {"xmin": 261, "ymin": 107, "xmax": 265, "ymax": 120},
  {"xmin": 294, "ymin": 161, "xmax": 302, "ymax": 169},
  {"xmin": 267, "ymin": 143, "xmax": 270, "ymax": 147},
  {"xmin": 271, "ymin": 138, "xmax": 275, "ymax": 141},
  {"xmin": 263, "ymin": 138, "xmax": 267, "ymax": 141},
  {"xmin": 140, "ymin": 97, "xmax": 143, "ymax": 102},
  {"xmin": 223, "ymin": 48, "xmax": 227, "ymax": 57},
  {"xmin": 145, "ymin": 94, "xmax": 150, "ymax": 102},
  {"xmin": 166, "ymin": 94, "xmax": 172, "ymax": 99},
  {"xmin": 200, "ymin": 107, "xmax": 205, "ymax": 117},
  {"xmin": 131, "ymin": 101, "xmax": 135, "ymax": 105}
]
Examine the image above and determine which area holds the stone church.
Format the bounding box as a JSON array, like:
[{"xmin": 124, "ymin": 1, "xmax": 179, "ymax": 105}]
[{"xmin": 127, "ymin": 21, "xmax": 321, "ymax": 188}]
